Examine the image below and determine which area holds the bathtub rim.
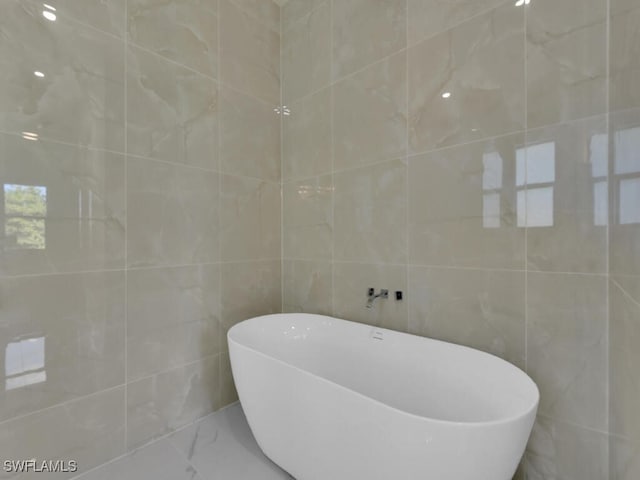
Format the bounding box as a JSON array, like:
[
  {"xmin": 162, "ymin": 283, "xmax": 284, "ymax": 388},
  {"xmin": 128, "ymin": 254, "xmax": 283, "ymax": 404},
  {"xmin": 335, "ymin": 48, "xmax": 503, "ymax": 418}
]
[{"xmin": 228, "ymin": 313, "xmax": 540, "ymax": 428}]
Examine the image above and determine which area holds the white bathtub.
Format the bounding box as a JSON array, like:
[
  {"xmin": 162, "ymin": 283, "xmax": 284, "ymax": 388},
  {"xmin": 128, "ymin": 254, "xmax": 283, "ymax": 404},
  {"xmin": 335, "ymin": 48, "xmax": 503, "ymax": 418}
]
[{"xmin": 228, "ymin": 313, "xmax": 539, "ymax": 480}]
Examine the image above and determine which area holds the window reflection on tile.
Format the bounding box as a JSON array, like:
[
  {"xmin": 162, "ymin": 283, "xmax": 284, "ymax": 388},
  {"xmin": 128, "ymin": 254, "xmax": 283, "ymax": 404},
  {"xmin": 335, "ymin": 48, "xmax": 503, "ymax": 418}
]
[
  {"xmin": 3, "ymin": 184, "xmax": 47, "ymax": 250},
  {"xmin": 4, "ymin": 336, "xmax": 46, "ymax": 391},
  {"xmin": 516, "ymin": 142, "xmax": 556, "ymax": 228},
  {"xmin": 614, "ymin": 126, "xmax": 640, "ymax": 225},
  {"xmin": 482, "ymin": 151, "xmax": 504, "ymax": 229}
]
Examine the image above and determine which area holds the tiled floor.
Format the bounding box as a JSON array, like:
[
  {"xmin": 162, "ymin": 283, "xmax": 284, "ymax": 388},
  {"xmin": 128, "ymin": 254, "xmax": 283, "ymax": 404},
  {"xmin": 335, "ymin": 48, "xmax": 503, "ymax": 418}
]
[{"xmin": 74, "ymin": 404, "xmax": 293, "ymax": 480}]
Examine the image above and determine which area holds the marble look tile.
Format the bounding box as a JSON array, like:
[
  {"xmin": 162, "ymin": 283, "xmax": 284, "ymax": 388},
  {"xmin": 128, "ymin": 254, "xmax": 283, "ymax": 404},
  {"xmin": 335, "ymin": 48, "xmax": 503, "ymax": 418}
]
[
  {"xmin": 283, "ymin": 88, "xmax": 332, "ymax": 180},
  {"xmin": 283, "ymin": 260, "xmax": 332, "ymax": 315},
  {"xmin": 31, "ymin": 0, "xmax": 127, "ymax": 38},
  {"xmin": 219, "ymin": 350, "xmax": 238, "ymax": 406},
  {"xmin": 169, "ymin": 404, "xmax": 292, "ymax": 479},
  {"xmin": 526, "ymin": 0, "xmax": 607, "ymax": 128},
  {"xmin": 334, "ymin": 160, "xmax": 407, "ymax": 264},
  {"xmin": 407, "ymin": 0, "xmax": 505, "ymax": 46},
  {"xmin": 610, "ymin": 108, "xmax": 640, "ymax": 276},
  {"xmin": 408, "ymin": 134, "xmax": 525, "ymax": 269},
  {"xmin": 128, "ymin": 0, "xmax": 219, "ymax": 79},
  {"xmin": 220, "ymin": 0, "xmax": 280, "ymax": 104},
  {"xmin": 127, "ymin": 355, "xmax": 220, "ymax": 449},
  {"xmin": 127, "ymin": 265, "xmax": 222, "ymax": 381},
  {"xmin": 220, "ymin": 261, "xmax": 281, "ymax": 332},
  {"xmin": 611, "ymin": 0, "xmax": 640, "ymax": 16},
  {"xmin": 333, "ymin": 262, "xmax": 407, "ymax": 332},
  {"xmin": 525, "ymin": 416, "xmax": 609, "ymax": 480},
  {"xmin": 282, "ymin": 0, "xmax": 326, "ymax": 32},
  {"xmin": 282, "ymin": 2, "xmax": 330, "ymax": 103},
  {"xmin": 231, "ymin": 0, "xmax": 280, "ymax": 33},
  {"xmin": 127, "ymin": 157, "xmax": 219, "ymax": 268},
  {"xmin": 220, "ymin": 175, "xmax": 280, "ymax": 261},
  {"xmin": 610, "ymin": 435, "xmax": 640, "ymax": 480},
  {"xmin": 333, "ymin": 51, "xmax": 407, "ymax": 171},
  {"xmin": 126, "ymin": 46, "xmax": 218, "ymax": 170},
  {"xmin": 408, "ymin": 3, "xmax": 524, "ymax": 154},
  {"xmin": 0, "ymin": 0, "xmax": 125, "ymax": 152},
  {"xmin": 0, "ymin": 387, "xmax": 125, "ymax": 480},
  {"xmin": 220, "ymin": 87, "xmax": 280, "ymax": 182},
  {"xmin": 0, "ymin": 134, "xmax": 125, "ymax": 276},
  {"xmin": 527, "ymin": 273, "xmax": 608, "ymax": 431},
  {"xmin": 283, "ymin": 176, "xmax": 332, "ymax": 260},
  {"xmin": 609, "ymin": 276, "xmax": 640, "ymax": 441},
  {"xmin": 332, "ymin": 0, "xmax": 407, "ymax": 80},
  {"xmin": 408, "ymin": 266, "xmax": 526, "ymax": 368},
  {"xmin": 610, "ymin": 6, "xmax": 640, "ymax": 112},
  {"xmin": 76, "ymin": 439, "xmax": 204, "ymax": 480},
  {"xmin": 526, "ymin": 116, "xmax": 608, "ymax": 273},
  {"xmin": 0, "ymin": 272, "xmax": 125, "ymax": 422}
]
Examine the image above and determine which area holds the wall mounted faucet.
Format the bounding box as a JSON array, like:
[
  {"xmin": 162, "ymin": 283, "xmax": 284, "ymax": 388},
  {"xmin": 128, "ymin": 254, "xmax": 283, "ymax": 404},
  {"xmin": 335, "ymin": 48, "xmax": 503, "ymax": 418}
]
[{"xmin": 366, "ymin": 288, "xmax": 389, "ymax": 308}]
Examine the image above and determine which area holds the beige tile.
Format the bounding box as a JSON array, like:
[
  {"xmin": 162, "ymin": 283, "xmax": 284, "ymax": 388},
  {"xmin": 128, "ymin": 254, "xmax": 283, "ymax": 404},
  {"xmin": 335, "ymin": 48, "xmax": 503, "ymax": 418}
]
[
  {"xmin": 128, "ymin": 0, "xmax": 219, "ymax": 78},
  {"xmin": 126, "ymin": 355, "xmax": 220, "ymax": 449},
  {"xmin": 0, "ymin": 272, "xmax": 125, "ymax": 422},
  {"xmin": 610, "ymin": 7, "xmax": 640, "ymax": 112},
  {"xmin": 220, "ymin": 86, "xmax": 280, "ymax": 182},
  {"xmin": 35, "ymin": 0, "xmax": 127, "ymax": 37},
  {"xmin": 525, "ymin": 416, "xmax": 609, "ymax": 480},
  {"xmin": 219, "ymin": 350, "xmax": 238, "ymax": 406},
  {"xmin": 407, "ymin": 0, "xmax": 505, "ymax": 45},
  {"xmin": 127, "ymin": 265, "xmax": 222, "ymax": 381},
  {"xmin": 283, "ymin": 260, "xmax": 332, "ymax": 315},
  {"xmin": 0, "ymin": 0, "xmax": 125, "ymax": 152},
  {"xmin": 527, "ymin": 273, "xmax": 608, "ymax": 431},
  {"xmin": 220, "ymin": 175, "xmax": 280, "ymax": 261},
  {"xmin": 611, "ymin": 0, "xmax": 640, "ymax": 16},
  {"xmin": 333, "ymin": 262, "xmax": 407, "ymax": 332},
  {"xmin": 0, "ymin": 386, "xmax": 125, "ymax": 480},
  {"xmin": 282, "ymin": 2, "xmax": 330, "ymax": 103},
  {"xmin": 610, "ymin": 276, "xmax": 640, "ymax": 441},
  {"xmin": 408, "ymin": 133, "xmax": 525, "ymax": 269},
  {"xmin": 0, "ymin": 134, "xmax": 125, "ymax": 276},
  {"xmin": 220, "ymin": 0, "xmax": 280, "ymax": 104},
  {"xmin": 220, "ymin": 261, "xmax": 282, "ymax": 331},
  {"xmin": 283, "ymin": 175, "xmax": 332, "ymax": 260},
  {"xmin": 231, "ymin": 0, "xmax": 280, "ymax": 32},
  {"xmin": 408, "ymin": 266, "xmax": 526, "ymax": 368},
  {"xmin": 408, "ymin": 3, "xmax": 524, "ymax": 154},
  {"xmin": 283, "ymin": 88, "xmax": 332, "ymax": 180},
  {"xmin": 610, "ymin": 435, "xmax": 640, "ymax": 480},
  {"xmin": 610, "ymin": 108, "xmax": 640, "ymax": 276},
  {"xmin": 333, "ymin": 51, "xmax": 407, "ymax": 170},
  {"xmin": 282, "ymin": 0, "xmax": 326, "ymax": 32},
  {"xmin": 332, "ymin": 0, "xmax": 407, "ymax": 80},
  {"xmin": 526, "ymin": 0, "xmax": 607, "ymax": 128},
  {"xmin": 127, "ymin": 158, "xmax": 219, "ymax": 267},
  {"xmin": 127, "ymin": 46, "xmax": 218, "ymax": 170},
  {"xmin": 334, "ymin": 160, "xmax": 407, "ymax": 264},
  {"xmin": 526, "ymin": 116, "xmax": 608, "ymax": 273}
]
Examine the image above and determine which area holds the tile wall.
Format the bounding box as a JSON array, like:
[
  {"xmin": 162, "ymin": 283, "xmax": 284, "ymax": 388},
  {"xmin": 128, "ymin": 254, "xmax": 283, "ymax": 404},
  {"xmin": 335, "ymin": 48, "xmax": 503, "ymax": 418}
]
[
  {"xmin": 281, "ymin": 0, "xmax": 640, "ymax": 478},
  {"xmin": 0, "ymin": 0, "xmax": 281, "ymax": 476}
]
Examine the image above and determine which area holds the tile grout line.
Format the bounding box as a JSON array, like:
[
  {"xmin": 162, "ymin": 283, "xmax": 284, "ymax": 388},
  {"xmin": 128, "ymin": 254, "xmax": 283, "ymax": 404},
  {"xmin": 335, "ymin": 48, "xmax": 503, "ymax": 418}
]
[
  {"xmin": 123, "ymin": 0, "xmax": 129, "ymax": 454},
  {"xmin": 604, "ymin": 0, "xmax": 612, "ymax": 446},
  {"xmin": 404, "ymin": 0, "xmax": 410, "ymax": 333},
  {"xmin": 330, "ymin": 0, "xmax": 336, "ymax": 318},
  {"xmin": 217, "ymin": 0, "xmax": 224, "ymax": 411},
  {"xmin": 280, "ymin": 0, "xmax": 285, "ymax": 314}
]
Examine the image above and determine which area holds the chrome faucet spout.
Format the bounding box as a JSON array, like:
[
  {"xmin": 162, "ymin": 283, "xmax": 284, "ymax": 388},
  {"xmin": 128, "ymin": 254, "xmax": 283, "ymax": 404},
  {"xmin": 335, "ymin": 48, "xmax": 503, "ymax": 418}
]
[{"xmin": 366, "ymin": 288, "xmax": 388, "ymax": 308}]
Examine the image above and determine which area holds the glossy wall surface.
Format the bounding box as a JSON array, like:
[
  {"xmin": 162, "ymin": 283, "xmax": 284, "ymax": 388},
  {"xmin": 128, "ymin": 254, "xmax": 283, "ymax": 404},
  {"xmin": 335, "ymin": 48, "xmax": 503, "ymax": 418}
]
[
  {"xmin": 281, "ymin": 0, "xmax": 639, "ymax": 478},
  {"xmin": 0, "ymin": 0, "xmax": 281, "ymax": 476}
]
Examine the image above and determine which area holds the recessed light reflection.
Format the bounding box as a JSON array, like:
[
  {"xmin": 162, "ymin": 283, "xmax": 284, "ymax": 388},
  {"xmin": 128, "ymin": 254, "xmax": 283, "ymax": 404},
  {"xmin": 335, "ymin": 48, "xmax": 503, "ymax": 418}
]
[
  {"xmin": 442, "ymin": 92, "xmax": 451, "ymax": 99},
  {"xmin": 515, "ymin": 0, "xmax": 530, "ymax": 6},
  {"xmin": 43, "ymin": 3, "xmax": 56, "ymax": 11},
  {"xmin": 34, "ymin": 71, "xmax": 45, "ymax": 78},
  {"xmin": 42, "ymin": 10, "xmax": 56, "ymax": 21},
  {"xmin": 22, "ymin": 132, "xmax": 39, "ymax": 141}
]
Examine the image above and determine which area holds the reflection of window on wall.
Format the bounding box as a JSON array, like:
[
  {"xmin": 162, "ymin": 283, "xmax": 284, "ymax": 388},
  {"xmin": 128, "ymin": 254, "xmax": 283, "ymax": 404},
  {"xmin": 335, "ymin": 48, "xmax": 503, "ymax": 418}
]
[
  {"xmin": 482, "ymin": 152, "xmax": 503, "ymax": 228},
  {"xmin": 3, "ymin": 184, "xmax": 47, "ymax": 250},
  {"xmin": 614, "ymin": 127, "xmax": 640, "ymax": 225},
  {"xmin": 590, "ymin": 133, "xmax": 609, "ymax": 227},
  {"xmin": 5, "ymin": 336, "xmax": 47, "ymax": 391},
  {"xmin": 516, "ymin": 142, "xmax": 555, "ymax": 228}
]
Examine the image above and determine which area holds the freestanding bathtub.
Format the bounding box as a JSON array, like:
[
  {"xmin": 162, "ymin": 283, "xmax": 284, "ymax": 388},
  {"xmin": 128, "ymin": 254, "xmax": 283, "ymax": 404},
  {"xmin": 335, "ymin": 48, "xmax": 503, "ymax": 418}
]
[{"xmin": 228, "ymin": 313, "xmax": 539, "ymax": 480}]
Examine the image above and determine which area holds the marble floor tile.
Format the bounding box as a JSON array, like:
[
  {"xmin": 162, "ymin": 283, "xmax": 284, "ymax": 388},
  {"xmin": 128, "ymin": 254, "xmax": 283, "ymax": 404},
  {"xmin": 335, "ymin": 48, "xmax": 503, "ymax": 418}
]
[{"xmin": 74, "ymin": 404, "xmax": 292, "ymax": 480}]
